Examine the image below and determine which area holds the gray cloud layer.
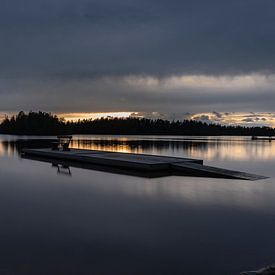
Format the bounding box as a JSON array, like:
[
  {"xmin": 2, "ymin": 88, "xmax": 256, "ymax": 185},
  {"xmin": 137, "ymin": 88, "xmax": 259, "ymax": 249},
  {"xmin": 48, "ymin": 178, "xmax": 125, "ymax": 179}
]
[
  {"xmin": 2, "ymin": 0, "xmax": 275, "ymax": 77},
  {"xmin": 1, "ymin": 0, "xmax": 275, "ymax": 113}
]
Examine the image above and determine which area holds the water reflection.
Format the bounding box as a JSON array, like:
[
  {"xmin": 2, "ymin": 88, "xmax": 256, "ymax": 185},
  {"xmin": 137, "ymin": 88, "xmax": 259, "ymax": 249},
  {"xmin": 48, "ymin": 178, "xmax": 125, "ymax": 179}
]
[
  {"xmin": 0, "ymin": 138, "xmax": 55, "ymax": 156},
  {"xmin": 69, "ymin": 136, "xmax": 275, "ymax": 161},
  {"xmin": 70, "ymin": 138, "xmax": 210, "ymax": 155},
  {"xmin": 1, "ymin": 136, "xmax": 275, "ymax": 162},
  {"xmin": 0, "ymin": 135, "xmax": 275, "ymax": 274},
  {"xmin": 52, "ymin": 163, "xmax": 72, "ymax": 176}
]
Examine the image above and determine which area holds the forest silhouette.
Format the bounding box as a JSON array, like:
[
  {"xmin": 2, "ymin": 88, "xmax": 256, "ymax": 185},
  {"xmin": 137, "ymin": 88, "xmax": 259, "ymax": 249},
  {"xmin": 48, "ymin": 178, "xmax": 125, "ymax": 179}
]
[{"xmin": 0, "ymin": 111, "xmax": 274, "ymax": 136}]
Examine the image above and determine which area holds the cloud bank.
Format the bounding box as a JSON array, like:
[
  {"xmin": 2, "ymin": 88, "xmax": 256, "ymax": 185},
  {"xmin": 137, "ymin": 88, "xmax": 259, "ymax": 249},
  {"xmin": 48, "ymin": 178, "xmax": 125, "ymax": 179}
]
[{"xmin": 1, "ymin": 74, "xmax": 275, "ymax": 114}]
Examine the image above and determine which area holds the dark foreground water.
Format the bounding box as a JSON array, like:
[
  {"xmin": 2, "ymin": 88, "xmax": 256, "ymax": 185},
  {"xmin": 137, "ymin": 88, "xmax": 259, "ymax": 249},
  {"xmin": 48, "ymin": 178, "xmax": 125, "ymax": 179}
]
[{"xmin": 0, "ymin": 135, "xmax": 275, "ymax": 274}]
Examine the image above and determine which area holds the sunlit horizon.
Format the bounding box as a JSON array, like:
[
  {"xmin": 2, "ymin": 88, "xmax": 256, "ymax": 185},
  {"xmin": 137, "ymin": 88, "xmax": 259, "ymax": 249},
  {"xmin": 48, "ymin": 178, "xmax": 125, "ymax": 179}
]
[
  {"xmin": 58, "ymin": 112, "xmax": 134, "ymax": 122},
  {"xmin": 1, "ymin": 111, "xmax": 275, "ymax": 128}
]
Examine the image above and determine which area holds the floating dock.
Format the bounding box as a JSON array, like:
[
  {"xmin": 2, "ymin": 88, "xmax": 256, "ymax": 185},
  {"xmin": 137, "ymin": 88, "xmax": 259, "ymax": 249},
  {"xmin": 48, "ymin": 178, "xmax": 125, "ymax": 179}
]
[{"xmin": 22, "ymin": 148, "xmax": 267, "ymax": 180}]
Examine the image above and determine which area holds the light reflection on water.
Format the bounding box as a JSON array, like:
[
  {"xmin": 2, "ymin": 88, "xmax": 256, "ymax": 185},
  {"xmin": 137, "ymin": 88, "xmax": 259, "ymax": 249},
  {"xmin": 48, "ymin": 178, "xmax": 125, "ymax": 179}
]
[
  {"xmin": 69, "ymin": 136, "xmax": 275, "ymax": 161},
  {"xmin": 2, "ymin": 134, "xmax": 275, "ymax": 161},
  {"xmin": 0, "ymin": 135, "xmax": 275, "ymax": 274}
]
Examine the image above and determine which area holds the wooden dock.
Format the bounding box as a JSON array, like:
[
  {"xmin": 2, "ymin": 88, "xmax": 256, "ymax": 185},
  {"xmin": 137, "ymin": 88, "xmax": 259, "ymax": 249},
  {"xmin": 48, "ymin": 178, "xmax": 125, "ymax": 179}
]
[{"xmin": 22, "ymin": 148, "xmax": 267, "ymax": 180}]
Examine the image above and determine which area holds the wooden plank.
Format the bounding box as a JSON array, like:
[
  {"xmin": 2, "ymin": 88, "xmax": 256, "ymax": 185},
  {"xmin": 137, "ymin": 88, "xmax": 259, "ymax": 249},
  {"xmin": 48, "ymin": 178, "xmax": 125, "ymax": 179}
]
[{"xmin": 23, "ymin": 148, "xmax": 201, "ymax": 171}]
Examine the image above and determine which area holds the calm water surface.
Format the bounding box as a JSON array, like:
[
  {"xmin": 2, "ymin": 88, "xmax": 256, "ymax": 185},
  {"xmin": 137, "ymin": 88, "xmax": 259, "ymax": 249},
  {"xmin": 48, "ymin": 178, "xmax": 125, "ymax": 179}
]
[{"xmin": 0, "ymin": 135, "xmax": 275, "ymax": 274}]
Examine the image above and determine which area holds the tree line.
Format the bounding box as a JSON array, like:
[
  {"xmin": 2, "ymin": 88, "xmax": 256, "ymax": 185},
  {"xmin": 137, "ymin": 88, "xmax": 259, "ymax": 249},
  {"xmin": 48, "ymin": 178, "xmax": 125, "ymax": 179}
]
[{"xmin": 0, "ymin": 111, "xmax": 275, "ymax": 136}]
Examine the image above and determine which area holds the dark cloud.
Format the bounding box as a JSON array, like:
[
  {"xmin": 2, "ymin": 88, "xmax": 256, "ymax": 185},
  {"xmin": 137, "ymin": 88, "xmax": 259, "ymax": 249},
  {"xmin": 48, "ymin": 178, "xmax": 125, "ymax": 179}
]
[
  {"xmin": 213, "ymin": 111, "xmax": 223, "ymax": 119},
  {"xmin": 1, "ymin": 0, "xmax": 275, "ymax": 114},
  {"xmin": 192, "ymin": 115, "xmax": 212, "ymax": 124},
  {"xmin": 1, "ymin": 0, "xmax": 275, "ymax": 78},
  {"xmin": 242, "ymin": 118, "xmax": 254, "ymax": 123}
]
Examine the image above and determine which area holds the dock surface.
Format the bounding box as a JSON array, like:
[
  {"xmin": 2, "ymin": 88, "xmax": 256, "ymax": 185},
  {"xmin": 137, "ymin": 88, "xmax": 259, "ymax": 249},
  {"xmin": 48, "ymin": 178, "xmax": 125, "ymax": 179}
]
[{"xmin": 22, "ymin": 148, "xmax": 267, "ymax": 180}]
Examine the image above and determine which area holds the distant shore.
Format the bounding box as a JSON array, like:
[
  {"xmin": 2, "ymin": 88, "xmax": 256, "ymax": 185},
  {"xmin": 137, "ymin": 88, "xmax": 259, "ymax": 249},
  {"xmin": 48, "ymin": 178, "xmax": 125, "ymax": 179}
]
[{"xmin": 1, "ymin": 111, "xmax": 275, "ymax": 136}]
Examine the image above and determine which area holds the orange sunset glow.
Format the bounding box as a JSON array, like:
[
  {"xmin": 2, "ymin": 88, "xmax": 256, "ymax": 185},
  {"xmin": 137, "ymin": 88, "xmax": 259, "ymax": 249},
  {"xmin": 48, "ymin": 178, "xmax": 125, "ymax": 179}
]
[{"xmin": 58, "ymin": 112, "xmax": 134, "ymax": 122}]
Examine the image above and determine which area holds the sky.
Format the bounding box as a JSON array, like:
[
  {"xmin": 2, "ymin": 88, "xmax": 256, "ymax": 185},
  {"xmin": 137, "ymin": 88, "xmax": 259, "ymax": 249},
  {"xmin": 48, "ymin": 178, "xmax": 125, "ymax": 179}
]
[{"xmin": 1, "ymin": 0, "xmax": 275, "ymax": 125}]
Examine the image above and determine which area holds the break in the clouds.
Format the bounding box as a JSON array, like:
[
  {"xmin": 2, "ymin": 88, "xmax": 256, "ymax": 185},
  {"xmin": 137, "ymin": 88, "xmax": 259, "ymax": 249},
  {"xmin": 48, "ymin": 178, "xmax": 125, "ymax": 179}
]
[
  {"xmin": 189, "ymin": 112, "xmax": 275, "ymax": 127},
  {"xmin": 1, "ymin": 0, "xmax": 275, "ymax": 118}
]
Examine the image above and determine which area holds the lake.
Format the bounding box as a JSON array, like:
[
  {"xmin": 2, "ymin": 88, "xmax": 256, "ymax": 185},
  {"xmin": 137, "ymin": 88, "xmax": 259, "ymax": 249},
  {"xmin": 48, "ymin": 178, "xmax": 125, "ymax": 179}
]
[{"xmin": 0, "ymin": 135, "xmax": 274, "ymax": 274}]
